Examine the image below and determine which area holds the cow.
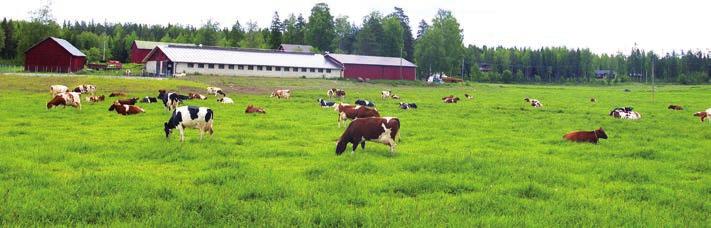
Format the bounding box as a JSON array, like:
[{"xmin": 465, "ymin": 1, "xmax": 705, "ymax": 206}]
[
  {"xmin": 245, "ymin": 105, "xmax": 266, "ymax": 114},
  {"xmin": 72, "ymin": 84, "xmax": 96, "ymax": 95},
  {"xmin": 399, "ymin": 102, "xmax": 417, "ymax": 110},
  {"xmin": 270, "ymin": 89, "xmax": 291, "ymax": 99},
  {"xmin": 693, "ymin": 108, "xmax": 711, "ymax": 122},
  {"xmin": 442, "ymin": 95, "xmax": 455, "ymax": 100},
  {"xmin": 49, "ymin": 85, "xmax": 68, "ymax": 96},
  {"xmin": 176, "ymin": 94, "xmax": 191, "ymax": 101},
  {"xmin": 141, "ymin": 96, "xmax": 158, "ymax": 103},
  {"xmin": 86, "ymin": 95, "xmax": 105, "ymax": 103},
  {"xmin": 443, "ymin": 97, "xmax": 460, "ymax": 103},
  {"xmin": 334, "ymin": 103, "xmax": 355, "ymax": 112},
  {"xmin": 390, "ymin": 94, "xmax": 400, "ymax": 99},
  {"xmin": 338, "ymin": 105, "xmax": 380, "ymax": 127},
  {"xmin": 318, "ymin": 98, "xmax": 336, "ymax": 108},
  {"xmin": 207, "ymin": 87, "xmax": 223, "ymax": 96},
  {"xmin": 47, "ymin": 92, "xmax": 81, "ymax": 110},
  {"xmin": 668, "ymin": 105, "xmax": 684, "ymax": 110},
  {"xmin": 189, "ymin": 93, "xmax": 207, "ymax": 100},
  {"xmin": 354, "ymin": 99, "xmax": 375, "ymax": 107},
  {"xmin": 327, "ymin": 88, "xmax": 346, "ymax": 99},
  {"xmin": 117, "ymin": 97, "xmax": 140, "ymax": 105},
  {"xmin": 217, "ymin": 97, "xmax": 234, "ymax": 104},
  {"xmin": 158, "ymin": 90, "xmax": 182, "ymax": 111},
  {"xmin": 590, "ymin": 97, "xmax": 597, "ymax": 103},
  {"xmin": 336, "ymin": 117, "xmax": 400, "ymax": 155},
  {"xmin": 381, "ymin": 90, "xmax": 392, "ymax": 99},
  {"xmin": 524, "ymin": 98, "xmax": 542, "ymax": 107},
  {"xmin": 464, "ymin": 94, "xmax": 474, "ymax": 99},
  {"xmin": 109, "ymin": 92, "xmax": 127, "ymax": 97},
  {"xmin": 563, "ymin": 128, "xmax": 608, "ymax": 144},
  {"xmin": 609, "ymin": 107, "xmax": 641, "ymax": 120},
  {"xmin": 108, "ymin": 102, "xmax": 145, "ymax": 115},
  {"xmin": 164, "ymin": 106, "xmax": 214, "ymax": 142},
  {"xmin": 216, "ymin": 90, "xmax": 227, "ymax": 98}
]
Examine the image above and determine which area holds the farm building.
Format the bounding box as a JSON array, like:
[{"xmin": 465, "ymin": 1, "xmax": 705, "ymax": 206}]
[
  {"xmin": 325, "ymin": 54, "xmax": 417, "ymax": 80},
  {"xmin": 24, "ymin": 37, "xmax": 86, "ymax": 73},
  {"xmin": 595, "ymin": 70, "xmax": 616, "ymax": 79},
  {"xmin": 130, "ymin": 40, "xmax": 195, "ymax": 63},
  {"xmin": 142, "ymin": 45, "xmax": 342, "ymax": 78},
  {"xmin": 278, "ymin": 44, "xmax": 314, "ymax": 53}
]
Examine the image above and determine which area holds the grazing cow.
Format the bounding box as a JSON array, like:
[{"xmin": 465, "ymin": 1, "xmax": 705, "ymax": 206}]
[
  {"xmin": 668, "ymin": 105, "xmax": 683, "ymax": 110},
  {"xmin": 117, "ymin": 97, "xmax": 139, "ymax": 105},
  {"xmin": 141, "ymin": 96, "xmax": 158, "ymax": 103},
  {"xmin": 693, "ymin": 108, "xmax": 711, "ymax": 122},
  {"xmin": 442, "ymin": 95, "xmax": 455, "ymax": 100},
  {"xmin": 217, "ymin": 97, "xmax": 234, "ymax": 104},
  {"xmin": 164, "ymin": 106, "xmax": 214, "ymax": 142},
  {"xmin": 381, "ymin": 90, "xmax": 392, "ymax": 99},
  {"xmin": 189, "ymin": 93, "xmax": 207, "ymax": 100},
  {"xmin": 318, "ymin": 98, "xmax": 336, "ymax": 108},
  {"xmin": 336, "ymin": 117, "xmax": 400, "ymax": 155},
  {"xmin": 49, "ymin": 85, "xmax": 68, "ymax": 96},
  {"xmin": 443, "ymin": 97, "xmax": 460, "ymax": 103},
  {"xmin": 609, "ymin": 107, "xmax": 641, "ymax": 120},
  {"xmin": 354, "ymin": 99, "xmax": 375, "ymax": 107},
  {"xmin": 464, "ymin": 94, "xmax": 474, "ymax": 99},
  {"xmin": 524, "ymin": 98, "xmax": 542, "ymax": 107},
  {"xmin": 109, "ymin": 92, "xmax": 127, "ymax": 97},
  {"xmin": 590, "ymin": 97, "xmax": 597, "ymax": 103},
  {"xmin": 72, "ymin": 84, "xmax": 96, "ymax": 95},
  {"xmin": 207, "ymin": 87, "xmax": 223, "ymax": 95},
  {"xmin": 334, "ymin": 103, "xmax": 355, "ymax": 112},
  {"xmin": 563, "ymin": 128, "xmax": 608, "ymax": 144},
  {"xmin": 399, "ymin": 102, "xmax": 418, "ymax": 110},
  {"xmin": 108, "ymin": 102, "xmax": 145, "ymax": 115},
  {"xmin": 86, "ymin": 95, "xmax": 105, "ymax": 103},
  {"xmin": 158, "ymin": 90, "xmax": 182, "ymax": 111},
  {"xmin": 245, "ymin": 105, "xmax": 266, "ymax": 114},
  {"xmin": 390, "ymin": 94, "xmax": 400, "ymax": 99},
  {"xmin": 338, "ymin": 105, "xmax": 380, "ymax": 127},
  {"xmin": 47, "ymin": 92, "xmax": 81, "ymax": 110},
  {"xmin": 176, "ymin": 94, "xmax": 191, "ymax": 101},
  {"xmin": 270, "ymin": 89, "xmax": 291, "ymax": 99},
  {"xmin": 327, "ymin": 88, "xmax": 346, "ymax": 99}
]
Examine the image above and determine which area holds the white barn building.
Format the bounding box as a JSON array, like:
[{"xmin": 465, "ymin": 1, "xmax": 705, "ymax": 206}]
[{"xmin": 143, "ymin": 45, "xmax": 342, "ymax": 78}]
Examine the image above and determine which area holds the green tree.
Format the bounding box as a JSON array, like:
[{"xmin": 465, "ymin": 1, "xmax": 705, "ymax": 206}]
[
  {"xmin": 414, "ymin": 10, "xmax": 464, "ymax": 77},
  {"xmin": 381, "ymin": 16, "xmax": 404, "ymax": 57},
  {"xmin": 305, "ymin": 3, "xmax": 335, "ymax": 52},
  {"xmin": 196, "ymin": 20, "xmax": 219, "ymax": 46},
  {"xmin": 269, "ymin": 11, "xmax": 282, "ymax": 49},
  {"xmin": 333, "ymin": 16, "xmax": 355, "ymax": 54},
  {"xmin": 228, "ymin": 20, "xmax": 245, "ymax": 47},
  {"xmin": 239, "ymin": 21, "xmax": 267, "ymax": 49},
  {"xmin": 281, "ymin": 14, "xmax": 297, "ymax": 44},
  {"xmin": 391, "ymin": 7, "xmax": 414, "ymax": 61},
  {"xmin": 355, "ymin": 12, "xmax": 384, "ymax": 56},
  {"xmin": 293, "ymin": 14, "xmax": 306, "ymax": 44},
  {"xmin": 1, "ymin": 18, "xmax": 17, "ymax": 59},
  {"xmin": 17, "ymin": 2, "xmax": 61, "ymax": 60},
  {"xmin": 0, "ymin": 22, "xmax": 5, "ymax": 52}
]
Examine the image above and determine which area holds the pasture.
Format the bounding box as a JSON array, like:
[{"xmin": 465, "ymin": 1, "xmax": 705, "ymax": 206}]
[{"xmin": 0, "ymin": 74, "xmax": 709, "ymax": 226}]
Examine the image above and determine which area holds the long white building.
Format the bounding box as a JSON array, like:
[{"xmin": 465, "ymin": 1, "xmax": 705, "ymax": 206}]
[{"xmin": 143, "ymin": 45, "xmax": 342, "ymax": 78}]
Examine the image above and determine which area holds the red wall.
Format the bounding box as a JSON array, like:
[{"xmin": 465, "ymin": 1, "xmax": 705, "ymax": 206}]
[
  {"xmin": 24, "ymin": 39, "xmax": 86, "ymax": 73},
  {"xmin": 343, "ymin": 64, "xmax": 416, "ymax": 80},
  {"xmin": 144, "ymin": 48, "xmax": 170, "ymax": 62},
  {"xmin": 130, "ymin": 43, "xmax": 152, "ymax": 63}
]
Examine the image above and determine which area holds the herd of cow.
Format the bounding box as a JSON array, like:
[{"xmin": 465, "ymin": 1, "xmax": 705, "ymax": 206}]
[{"xmin": 46, "ymin": 84, "xmax": 711, "ymax": 154}]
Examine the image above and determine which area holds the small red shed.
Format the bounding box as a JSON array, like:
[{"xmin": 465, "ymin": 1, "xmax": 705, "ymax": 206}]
[
  {"xmin": 24, "ymin": 37, "xmax": 86, "ymax": 73},
  {"xmin": 325, "ymin": 54, "xmax": 417, "ymax": 80}
]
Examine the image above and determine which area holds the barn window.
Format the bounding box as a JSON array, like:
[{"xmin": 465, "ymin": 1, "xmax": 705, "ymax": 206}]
[
  {"xmin": 218, "ymin": 64, "xmax": 225, "ymax": 69},
  {"xmin": 228, "ymin": 65, "xmax": 234, "ymax": 69},
  {"xmin": 293, "ymin": 67, "xmax": 299, "ymax": 72},
  {"xmin": 188, "ymin": 63, "xmax": 194, "ymax": 68},
  {"xmin": 275, "ymin": 67, "xmax": 281, "ymax": 71},
  {"xmin": 238, "ymin": 65, "xmax": 244, "ymax": 70},
  {"xmin": 248, "ymin": 66, "xmax": 254, "ymax": 70},
  {"xmin": 284, "ymin": 67, "xmax": 290, "ymax": 72},
  {"xmin": 318, "ymin": 69, "xmax": 324, "ymax": 73},
  {"xmin": 257, "ymin": 66, "xmax": 263, "ymax": 70},
  {"xmin": 301, "ymin": 68, "xmax": 307, "ymax": 72},
  {"xmin": 198, "ymin": 64, "xmax": 205, "ymax": 68},
  {"xmin": 266, "ymin": 66, "xmax": 272, "ymax": 71},
  {"xmin": 310, "ymin": 68, "xmax": 316, "ymax": 72},
  {"xmin": 208, "ymin": 64, "xmax": 215, "ymax": 69},
  {"xmin": 326, "ymin": 69, "xmax": 331, "ymax": 73}
]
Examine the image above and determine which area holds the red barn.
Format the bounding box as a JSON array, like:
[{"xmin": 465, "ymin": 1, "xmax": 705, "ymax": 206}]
[
  {"xmin": 24, "ymin": 37, "xmax": 86, "ymax": 73},
  {"xmin": 130, "ymin": 40, "xmax": 195, "ymax": 63},
  {"xmin": 326, "ymin": 54, "xmax": 417, "ymax": 80}
]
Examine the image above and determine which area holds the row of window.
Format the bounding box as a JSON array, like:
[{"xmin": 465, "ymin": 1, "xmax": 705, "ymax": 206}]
[{"xmin": 186, "ymin": 63, "xmax": 332, "ymax": 73}]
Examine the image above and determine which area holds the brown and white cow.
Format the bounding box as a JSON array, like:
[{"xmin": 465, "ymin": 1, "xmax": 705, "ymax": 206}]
[
  {"xmin": 47, "ymin": 92, "xmax": 81, "ymax": 110},
  {"xmin": 189, "ymin": 92, "xmax": 207, "ymax": 100},
  {"xmin": 524, "ymin": 98, "xmax": 542, "ymax": 107},
  {"xmin": 443, "ymin": 97, "xmax": 460, "ymax": 103},
  {"xmin": 86, "ymin": 95, "xmax": 105, "ymax": 103},
  {"xmin": 563, "ymin": 128, "xmax": 608, "ymax": 144},
  {"xmin": 336, "ymin": 117, "xmax": 400, "ymax": 155},
  {"xmin": 108, "ymin": 102, "xmax": 145, "ymax": 115},
  {"xmin": 49, "ymin": 85, "xmax": 68, "ymax": 96},
  {"xmin": 668, "ymin": 105, "xmax": 683, "ymax": 110},
  {"xmin": 207, "ymin": 87, "xmax": 223, "ymax": 96},
  {"xmin": 245, "ymin": 105, "xmax": 266, "ymax": 114},
  {"xmin": 72, "ymin": 84, "xmax": 97, "ymax": 95},
  {"xmin": 381, "ymin": 90, "xmax": 392, "ymax": 99},
  {"xmin": 270, "ymin": 89, "xmax": 291, "ymax": 99},
  {"xmin": 337, "ymin": 105, "xmax": 380, "ymax": 127},
  {"xmin": 327, "ymin": 88, "xmax": 346, "ymax": 99},
  {"xmin": 117, "ymin": 97, "xmax": 140, "ymax": 105},
  {"xmin": 442, "ymin": 95, "xmax": 455, "ymax": 100},
  {"xmin": 693, "ymin": 108, "xmax": 711, "ymax": 122}
]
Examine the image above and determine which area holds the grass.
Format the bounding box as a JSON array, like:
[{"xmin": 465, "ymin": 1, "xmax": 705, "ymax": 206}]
[{"xmin": 0, "ymin": 74, "xmax": 709, "ymax": 226}]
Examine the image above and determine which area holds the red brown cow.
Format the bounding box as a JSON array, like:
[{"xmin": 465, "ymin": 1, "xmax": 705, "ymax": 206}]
[
  {"xmin": 108, "ymin": 102, "xmax": 145, "ymax": 115},
  {"xmin": 189, "ymin": 92, "xmax": 207, "ymax": 100},
  {"xmin": 443, "ymin": 97, "xmax": 460, "ymax": 103},
  {"xmin": 442, "ymin": 95, "xmax": 455, "ymax": 100},
  {"xmin": 245, "ymin": 105, "xmax": 266, "ymax": 114},
  {"xmin": 668, "ymin": 105, "xmax": 683, "ymax": 110},
  {"xmin": 47, "ymin": 92, "xmax": 81, "ymax": 110},
  {"xmin": 270, "ymin": 89, "xmax": 291, "ymax": 99},
  {"xmin": 693, "ymin": 108, "xmax": 711, "ymax": 122},
  {"xmin": 109, "ymin": 92, "xmax": 127, "ymax": 97},
  {"xmin": 86, "ymin": 95, "xmax": 105, "ymax": 103},
  {"xmin": 563, "ymin": 128, "xmax": 608, "ymax": 144},
  {"xmin": 327, "ymin": 88, "xmax": 346, "ymax": 99},
  {"xmin": 117, "ymin": 97, "xmax": 139, "ymax": 105},
  {"xmin": 337, "ymin": 105, "xmax": 380, "ymax": 127},
  {"xmin": 336, "ymin": 117, "xmax": 400, "ymax": 155}
]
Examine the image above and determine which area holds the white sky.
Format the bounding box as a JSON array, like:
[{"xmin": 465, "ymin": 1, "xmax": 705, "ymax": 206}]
[{"xmin": 2, "ymin": 0, "xmax": 710, "ymax": 55}]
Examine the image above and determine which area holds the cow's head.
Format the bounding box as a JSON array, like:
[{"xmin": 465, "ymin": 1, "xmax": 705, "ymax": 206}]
[
  {"xmin": 164, "ymin": 122, "xmax": 172, "ymax": 138},
  {"xmin": 336, "ymin": 139, "xmax": 348, "ymax": 155},
  {"xmin": 595, "ymin": 128, "xmax": 608, "ymax": 139}
]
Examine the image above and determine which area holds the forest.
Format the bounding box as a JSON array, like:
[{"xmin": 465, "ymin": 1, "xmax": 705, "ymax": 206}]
[{"xmin": 1, "ymin": 2, "xmax": 709, "ymax": 84}]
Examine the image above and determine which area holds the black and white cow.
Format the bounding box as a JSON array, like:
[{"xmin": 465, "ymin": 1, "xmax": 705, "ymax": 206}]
[
  {"xmin": 336, "ymin": 117, "xmax": 400, "ymax": 155},
  {"xmin": 164, "ymin": 106, "xmax": 214, "ymax": 142},
  {"xmin": 354, "ymin": 99, "xmax": 375, "ymax": 107},
  {"xmin": 318, "ymin": 98, "xmax": 336, "ymax": 108},
  {"xmin": 142, "ymin": 96, "xmax": 158, "ymax": 103},
  {"xmin": 399, "ymin": 102, "xmax": 417, "ymax": 110},
  {"xmin": 158, "ymin": 90, "xmax": 182, "ymax": 111}
]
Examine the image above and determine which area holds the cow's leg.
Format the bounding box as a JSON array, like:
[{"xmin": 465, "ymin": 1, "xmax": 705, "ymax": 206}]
[
  {"xmin": 360, "ymin": 141, "xmax": 365, "ymax": 150},
  {"xmin": 351, "ymin": 142, "xmax": 358, "ymax": 155},
  {"xmin": 178, "ymin": 126, "xmax": 185, "ymax": 142}
]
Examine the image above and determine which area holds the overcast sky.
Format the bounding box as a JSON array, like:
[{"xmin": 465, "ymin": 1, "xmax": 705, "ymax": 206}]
[{"xmin": 2, "ymin": 0, "xmax": 710, "ymax": 55}]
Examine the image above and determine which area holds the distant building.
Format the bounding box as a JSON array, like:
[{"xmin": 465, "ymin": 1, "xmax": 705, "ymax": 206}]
[
  {"xmin": 478, "ymin": 63, "xmax": 493, "ymax": 72},
  {"xmin": 278, "ymin": 44, "xmax": 314, "ymax": 53},
  {"xmin": 325, "ymin": 54, "xmax": 417, "ymax": 80},
  {"xmin": 142, "ymin": 45, "xmax": 342, "ymax": 78},
  {"xmin": 130, "ymin": 40, "xmax": 195, "ymax": 63},
  {"xmin": 595, "ymin": 70, "xmax": 616, "ymax": 79},
  {"xmin": 24, "ymin": 37, "xmax": 86, "ymax": 73}
]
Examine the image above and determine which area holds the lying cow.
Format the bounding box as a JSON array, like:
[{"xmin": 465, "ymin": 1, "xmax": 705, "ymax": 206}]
[
  {"xmin": 354, "ymin": 99, "xmax": 375, "ymax": 107},
  {"xmin": 245, "ymin": 105, "xmax": 266, "ymax": 114},
  {"xmin": 464, "ymin": 94, "xmax": 473, "ymax": 99},
  {"xmin": 47, "ymin": 92, "xmax": 81, "ymax": 110},
  {"xmin": 49, "ymin": 85, "xmax": 68, "ymax": 96},
  {"xmin": 86, "ymin": 95, "xmax": 105, "ymax": 103},
  {"xmin": 164, "ymin": 106, "xmax": 214, "ymax": 142},
  {"xmin": 207, "ymin": 87, "xmax": 223, "ymax": 96},
  {"xmin": 390, "ymin": 94, "xmax": 400, "ymax": 99},
  {"xmin": 73, "ymin": 84, "xmax": 96, "ymax": 95},
  {"xmin": 117, "ymin": 97, "xmax": 140, "ymax": 105},
  {"xmin": 109, "ymin": 92, "xmax": 127, "ymax": 97},
  {"xmin": 318, "ymin": 98, "xmax": 336, "ymax": 108},
  {"xmin": 381, "ymin": 90, "xmax": 392, "ymax": 99},
  {"xmin": 189, "ymin": 93, "xmax": 207, "ymax": 100},
  {"xmin": 108, "ymin": 102, "xmax": 145, "ymax": 115},
  {"xmin": 338, "ymin": 105, "xmax": 380, "ymax": 127},
  {"xmin": 610, "ymin": 107, "xmax": 641, "ymax": 120},
  {"xmin": 336, "ymin": 117, "xmax": 400, "ymax": 155},
  {"xmin": 442, "ymin": 95, "xmax": 455, "ymax": 100},
  {"xmin": 399, "ymin": 102, "xmax": 417, "ymax": 110},
  {"xmin": 590, "ymin": 97, "xmax": 597, "ymax": 103},
  {"xmin": 668, "ymin": 105, "xmax": 684, "ymax": 110},
  {"xmin": 218, "ymin": 97, "xmax": 234, "ymax": 104},
  {"xmin": 271, "ymin": 89, "xmax": 291, "ymax": 99},
  {"xmin": 443, "ymin": 97, "xmax": 460, "ymax": 103},
  {"xmin": 524, "ymin": 98, "xmax": 542, "ymax": 107},
  {"xmin": 141, "ymin": 96, "xmax": 158, "ymax": 103},
  {"xmin": 158, "ymin": 90, "xmax": 182, "ymax": 111},
  {"xmin": 693, "ymin": 108, "xmax": 711, "ymax": 122},
  {"xmin": 563, "ymin": 127, "xmax": 608, "ymax": 144},
  {"xmin": 327, "ymin": 88, "xmax": 346, "ymax": 99}
]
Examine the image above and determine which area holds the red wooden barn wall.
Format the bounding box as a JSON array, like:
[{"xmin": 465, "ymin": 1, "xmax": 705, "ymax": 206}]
[
  {"xmin": 24, "ymin": 39, "xmax": 86, "ymax": 73},
  {"xmin": 130, "ymin": 42, "xmax": 152, "ymax": 63},
  {"xmin": 342, "ymin": 64, "xmax": 416, "ymax": 80},
  {"xmin": 144, "ymin": 48, "xmax": 170, "ymax": 62}
]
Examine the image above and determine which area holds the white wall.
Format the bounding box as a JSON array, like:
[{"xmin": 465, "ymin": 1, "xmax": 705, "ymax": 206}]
[{"xmin": 172, "ymin": 62, "xmax": 342, "ymax": 78}]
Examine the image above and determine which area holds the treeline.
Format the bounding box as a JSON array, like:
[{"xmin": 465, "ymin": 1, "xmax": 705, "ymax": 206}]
[{"xmin": 1, "ymin": 2, "xmax": 709, "ymax": 83}]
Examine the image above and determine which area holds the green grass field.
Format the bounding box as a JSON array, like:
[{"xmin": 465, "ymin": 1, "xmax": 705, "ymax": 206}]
[{"xmin": 0, "ymin": 74, "xmax": 709, "ymax": 226}]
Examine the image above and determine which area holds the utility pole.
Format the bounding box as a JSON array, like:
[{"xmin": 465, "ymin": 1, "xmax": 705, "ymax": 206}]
[
  {"xmin": 652, "ymin": 58, "xmax": 655, "ymax": 103},
  {"xmin": 102, "ymin": 36, "xmax": 106, "ymax": 62},
  {"xmin": 399, "ymin": 45, "xmax": 403, "ymax": 80}
]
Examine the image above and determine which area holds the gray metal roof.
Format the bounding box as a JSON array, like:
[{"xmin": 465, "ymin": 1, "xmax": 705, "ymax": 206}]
[
  {"xmin": 327, "ymin": 54, "xmax": 416, "ymax": 67},
  {"xmin": 134, "ymin": 40, "xmax": 195, "ymax": 50},
  {"xmin": 149, "ymin": 45, "xmax": 342, "ymax": 69},
  {"xmin": 50, "ymin": 37, "xmax": 86, "ymax": 57},
  {"xmin": 279, "ymin": 44, "xmax": 314, "ymax": 53}
]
